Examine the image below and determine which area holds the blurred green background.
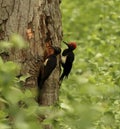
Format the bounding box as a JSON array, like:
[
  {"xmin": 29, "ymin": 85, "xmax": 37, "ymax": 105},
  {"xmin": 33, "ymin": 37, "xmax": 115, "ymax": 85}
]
[{"xmin": 60, "ymin": 0, "xmax": 120, "ymax": 129}]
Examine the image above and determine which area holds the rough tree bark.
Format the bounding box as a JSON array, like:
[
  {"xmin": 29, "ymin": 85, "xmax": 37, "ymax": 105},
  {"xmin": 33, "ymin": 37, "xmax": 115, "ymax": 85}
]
[{"xmin": 0, "ymin": 0, "xmax": 62, "ymax": 106}]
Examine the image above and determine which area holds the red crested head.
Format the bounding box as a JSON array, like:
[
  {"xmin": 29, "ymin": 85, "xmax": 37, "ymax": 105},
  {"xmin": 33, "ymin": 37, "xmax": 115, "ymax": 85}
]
[
  {"xmin": 68, "ymin": 42, "xmax": 77, "ymax": 50},
  {"xmin": 63, "ymin": 41, "xmax": 77, "ymax": 50}
]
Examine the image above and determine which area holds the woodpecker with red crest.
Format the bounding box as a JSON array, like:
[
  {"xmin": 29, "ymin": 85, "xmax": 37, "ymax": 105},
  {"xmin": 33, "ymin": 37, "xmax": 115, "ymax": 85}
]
[
  {"xmin": 60, "ymin": 41, "xmax": 77, "ymax": 81},
  {"xmin": 38, "ymin": 46, "xmax": 61, "ymax": 90}
]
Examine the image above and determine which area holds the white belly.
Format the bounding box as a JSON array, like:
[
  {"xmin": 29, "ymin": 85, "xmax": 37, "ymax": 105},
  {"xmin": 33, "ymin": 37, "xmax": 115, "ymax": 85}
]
[
  {"xmin": 44, "ymin": 58, "xmax": 49, "ymax": 66},
  {"xmin": 61, "ymin": 56, "xmax": 67, "ymax": 64}
]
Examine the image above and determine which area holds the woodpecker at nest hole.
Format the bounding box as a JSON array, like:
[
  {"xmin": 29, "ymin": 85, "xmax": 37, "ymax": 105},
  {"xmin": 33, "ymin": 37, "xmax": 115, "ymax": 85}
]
[{"xmin": 37, "ymin": 45, "xmax": 61, "ymax": 90}]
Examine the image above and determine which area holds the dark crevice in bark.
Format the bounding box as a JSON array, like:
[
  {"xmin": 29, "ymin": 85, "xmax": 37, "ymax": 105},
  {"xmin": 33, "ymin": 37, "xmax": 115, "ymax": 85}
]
[
  {"xmin": 0, "ymin": 26, "xmax": 4, "ymax": 40},
  {"xmin": 0, "ymin": 0, "xmax": 3, "ymax": 7},
  {"xmin": 47, "ymin": 0, "xmax": 52, "ymax": 4},
  {"xmin": 46, "ymin": 31, "xmax": 51, "ymax": 43},
  {"xmin": 27, "ymin": 10, "xmax": 34, "ymax": 31},
  {"xmin": 39, "ymin": 14, "xmax": 46, "ymax": 41},
  {"xmin": 45, "ymin": 16, "xmax": 52, "ymax": 42},
  {"xmin": 45, "ymin": 16, "xmax": 51, "ymax": 26},
  {"xmin": 5, "ymin": 7, "xmax": 10, "ymax": 18},
  {"xmin": 27, "ymin": 0, "xmax": 31, "ymax": 22},
  {"xmin": 12, "ymin": 0, "xmax": 15, "ymax": 15},
  {"xmin": 28, "ymin": 22, "xmax": 33, "ymax": 29},
  {"xmin": 17, "ymin": 0, "xmax": 20, "ymax": 15},
  {"xmin": 17, "ymin": 0, "xmax": 21, "ymax": 32},
  {"xmin": 0, "ymin": 19, "xmax": 7, "ymax": 40},
  {"xmin": 17, "ymin": 16, "xmax": 21, "ymax": 32}
]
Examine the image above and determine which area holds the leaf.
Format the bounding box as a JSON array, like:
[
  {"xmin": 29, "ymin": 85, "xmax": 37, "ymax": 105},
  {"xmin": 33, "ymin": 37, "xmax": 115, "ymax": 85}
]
[{"xmin": 10, "ymin": 34, "xmax": 28, "ymax": 49}]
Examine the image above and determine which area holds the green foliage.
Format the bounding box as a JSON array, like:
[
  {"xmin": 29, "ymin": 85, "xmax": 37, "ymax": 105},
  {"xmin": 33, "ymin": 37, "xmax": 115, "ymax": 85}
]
[
  {"xmin": 1, "ymin": 0, "xmax": 120, "ymax": 129},
  {"xmin": 0, "ymin": 34, "xmax": 28, "ymax": 54},
  {"xmin": 54, "ymin": 0, "xmax": 120, "ymax": 129},
  {"xmin": 0, "ymin": 35, "xmax": 43, "ymax": 129}
]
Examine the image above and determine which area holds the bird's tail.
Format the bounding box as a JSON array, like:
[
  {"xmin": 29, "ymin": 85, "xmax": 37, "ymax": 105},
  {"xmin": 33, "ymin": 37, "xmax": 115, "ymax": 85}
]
[
  {"xmin": 38, "ymin": 80, "xmax": 44, "ymax": 89},
  {"xmin": 37, "ymin": 79, "xmax": 44, "ymax": 104}
]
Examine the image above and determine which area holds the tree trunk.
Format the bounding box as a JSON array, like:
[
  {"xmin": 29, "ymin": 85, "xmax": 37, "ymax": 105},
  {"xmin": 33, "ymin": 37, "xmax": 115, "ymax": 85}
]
[{"xmin": 0, "ymin": 0, "xmax": 62, "ymax": 105}]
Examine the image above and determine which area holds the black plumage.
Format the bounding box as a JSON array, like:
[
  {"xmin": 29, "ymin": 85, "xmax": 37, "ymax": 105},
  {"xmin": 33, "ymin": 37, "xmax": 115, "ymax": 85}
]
[
  {"xmin": 38, "ymin": 54, "xmax": 57, "ymax": 89},
  {"xmin": 60, "ymin": 41, "xmax": 76, "ymax": 81},
  {"xmin": 38, "ymin": 46, "xmax": 61, "ymax": 89}
]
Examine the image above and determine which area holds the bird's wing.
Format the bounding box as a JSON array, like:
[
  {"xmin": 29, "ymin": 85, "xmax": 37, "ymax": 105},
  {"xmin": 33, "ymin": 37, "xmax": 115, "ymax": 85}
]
[
  {"xmin": 62, "ymin": 49, "xmax": 69, "ymax": 56},
  {"xmin": 65, "ymin": 52, "xmax": 74, "ymax": 64},
  {"xmin": 43, "ymin": 56, "xmax": 57, "ymax": 81}
]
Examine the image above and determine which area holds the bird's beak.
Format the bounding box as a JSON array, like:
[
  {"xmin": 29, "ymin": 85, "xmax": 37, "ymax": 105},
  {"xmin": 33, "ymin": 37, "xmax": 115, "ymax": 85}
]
[{"xmin": 63, "ymin": 41, "xmax": 68, "ymax": 46}]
